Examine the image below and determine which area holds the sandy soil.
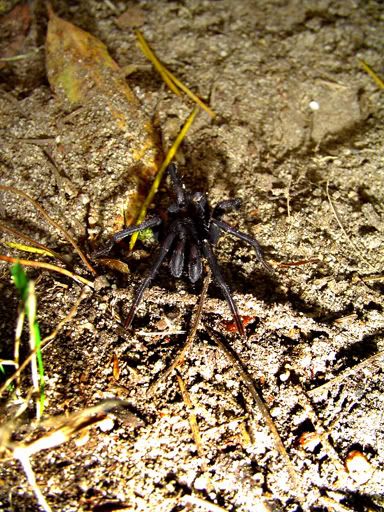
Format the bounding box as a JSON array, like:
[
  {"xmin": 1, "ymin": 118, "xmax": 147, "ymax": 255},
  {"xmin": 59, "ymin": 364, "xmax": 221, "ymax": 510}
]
[{"xmin": 0, "ymin": 1, "xmax": 383, "ymax": 511}]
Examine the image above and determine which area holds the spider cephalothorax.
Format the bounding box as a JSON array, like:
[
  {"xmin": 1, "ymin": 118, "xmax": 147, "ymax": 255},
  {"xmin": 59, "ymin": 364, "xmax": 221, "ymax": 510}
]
[{"xmin": 97, "ymin": 163, "xmax": 272, "ymax": 336}]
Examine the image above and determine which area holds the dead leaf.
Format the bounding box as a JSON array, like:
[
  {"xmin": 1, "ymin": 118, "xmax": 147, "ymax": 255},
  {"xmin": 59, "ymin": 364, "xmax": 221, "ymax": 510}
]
[
  {"xmin": 45, "ymin": 6, "xmax": 162, "ymax": 188},
  {"xmin": 94, "ymin": 258, "xmax": 130, "ymax": 274}
]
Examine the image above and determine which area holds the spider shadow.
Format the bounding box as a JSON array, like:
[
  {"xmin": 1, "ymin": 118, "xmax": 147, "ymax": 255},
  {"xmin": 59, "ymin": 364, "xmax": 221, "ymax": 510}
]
[
  {"xmin": 218, "ymin": 257, "xmax": 276, "ymax": 303},
  {"xmin": 168, "ymin": 139, "xmax": 237, "ymax": 198}
]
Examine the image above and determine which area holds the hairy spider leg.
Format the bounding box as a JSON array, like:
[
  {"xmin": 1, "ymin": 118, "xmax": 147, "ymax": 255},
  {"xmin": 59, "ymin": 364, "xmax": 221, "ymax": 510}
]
[
  {"xmin": 212, "ymin": 198, "xmax": 242, "ymax": 219},
  {"xmin": 170, "ymin": 227, "xmax": 186, "ymax": 277},
  {"xmin": 93, "ymin": 216, "xmax": 162, "ymax": 257},
  {"xmin": 192, "ymin": 191, "xmax": 209, "ymax": 222},
  {"xmin": 210, "ymin": 198, "xmax": 242, "ymax": 244},
  {"xmin": 124, "ymin": 230, "xmax": 177, "ymax": 329},
  {"xmin": 188, "ymin": 243, "xmax": 203, "ymax": 283},
  {"xmin": 211, "ymin": 219, "xmax": 273, "ymax": 273},
  {"xmin": 167, "ymin": 163, "xmax": 186, "ymax": 206},
  {"xmin": 202, "ymin": 240, "xmax": 245, "ymax": 337}
]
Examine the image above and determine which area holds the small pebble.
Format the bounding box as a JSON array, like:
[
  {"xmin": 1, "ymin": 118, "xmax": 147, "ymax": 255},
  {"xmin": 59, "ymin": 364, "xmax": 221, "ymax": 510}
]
[
  {"xmin": 345, "ymin": 450, "xmax": 373, "ymax": 485},
  {"xmin": 299, "ymin": 432, "xmax": 321, "ymax": 451},
  {"xmin": 309, "ymin": 100, "xmax": 320, "ymax": 110},
  {"xmin": 94, "ymin": 275, "xmax": 110, "ymax": 291}
]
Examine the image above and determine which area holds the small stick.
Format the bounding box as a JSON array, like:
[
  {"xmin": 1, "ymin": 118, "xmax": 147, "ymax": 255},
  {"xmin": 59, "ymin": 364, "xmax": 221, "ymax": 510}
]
[
  {"xmin": 0, "ymin": 185, "xmax": 96, "ymax": 275},
  {"xmin": 0, "ymin": 255, "xmax": 94, "ymax": 287},
  {"xmin": 205, "ymin": 326, "xmax": 306, "ymax": 505},
  {"xmin": 135, "ymin": 31, "xmax": 216, "ymax": 118},
  {"xmin": 359, "ymin": 59, "xmax": 384, "ymax": 89},
  {"xmin": 293, "ymin": 382, "xmax": 347, "ymax": 483},
  {"xmin": 176, "ymin": 373, "xmax": 208, "ymax": 472},
  {"xmin": 180, "ymin": 495, "xmax": 228, "ymax": 512},
  {"xmin": 14, "ymin": 454, "xmax": 52, "ymax": 512},
  {"xmin": 0, "ymin": 221, "xmax": 67, "ymax": 265},
  {"xmin": 326, "ymin": 180, "xmax": 374, "ymax": 269},
  {"xmin": 308, "ymin": 350, "xmax": 384, "ymax": 396},
  {"xmin": 147, "ymin": 268, "xmax": 211, "ymax": 396},
  {"xmin": 319, "ymin": 495, "xmax": 358, "ymax": 512}
]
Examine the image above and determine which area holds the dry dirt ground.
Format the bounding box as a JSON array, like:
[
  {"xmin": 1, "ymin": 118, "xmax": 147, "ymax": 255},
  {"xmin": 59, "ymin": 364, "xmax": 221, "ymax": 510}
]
[{"xmin": 0, "ymin": 1, "xmax": 383, "ymax": 511}]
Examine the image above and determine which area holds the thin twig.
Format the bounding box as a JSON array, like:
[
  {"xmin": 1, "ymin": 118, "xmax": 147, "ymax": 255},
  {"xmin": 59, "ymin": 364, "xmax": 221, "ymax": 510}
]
[
  {"xmin": 352, "ymin": 273, "xmax": 384, "ymax": 283},
  {"xmin": 293, "ymin": 382, "xmax": 347, "ymax": 483},
  {"xmin": 308, "ymin": 350, "xmax": 384, "ymax": 396},
  {"xmin": 147, "ymin": 268, "xmax": 211, "ymax": 396},
  {"xmin": 0, "ymin": 221, "xmax": 67, "ymax": 264},
  {"xmin": 285, "ymin": 175, "xmax": 292, "ymax": 222},
  {"xmin": 0, "ymin": 255, "xmax": 94, "ymax": 287},
  {"xmin": 0, "ymin": 47, "xmax": 43, "ymax": 63},
  {"xmin": 14, "ymin": 454, "xmax": 52, "ymax": 512},
  {"xmin": 0, "ymin": 185, "xmax": 96, "ymax": 274},
  {"xmin": 176, "ymin": 373, "xmax": 208, "ymax": 472},
  {"xmin": 326, "ymin": 180, "xmax": 374, "ymax": 269},
  {"xmin": 135, "ymin": 31, "xmax": 216, "ymax": 118},
  {"xmin": 319, "ymin": 495, "xmax": 358, "ymax": 512},
  {"xmin": 10, "ymin": 400, "xmax": 131, "ymax": 512},
  {"xmin": 136, "ymin": 330, "xmax": 186, "ymax": 336},
  {"xmin": 359, "ymin": 59, "xmax": 384, "ymax": 89},
  {"xmin": 278, "ymin": 258, "xmax": 320, "ymax": 268},
  {"xmin": 180, "ymin": 495, "xmax": 228, "ymax": 512},
  {"xmin": 129, "ymin": 106, "xmax": 199, "ymax": 250},
  {"xmin": 41, "ymin": 287, "xmax": 89, "ymax": 347},
  {"xmin": 205, "ymin": 326, "xmax": 306, "ymax": 505}
]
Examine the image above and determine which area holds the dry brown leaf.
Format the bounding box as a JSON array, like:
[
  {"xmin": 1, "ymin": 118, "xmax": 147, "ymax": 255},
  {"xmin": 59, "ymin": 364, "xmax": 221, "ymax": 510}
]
[
  {"xmin": 45, "ymin": 6, "xmax": 161, "ymax": 194},
  {"xmin": 46, "ymin": 6, "xmax": 136, "ymax": 110},
  {"xmin": 94, "ymin": 257, "xmax": 130, "ymax": 274}
]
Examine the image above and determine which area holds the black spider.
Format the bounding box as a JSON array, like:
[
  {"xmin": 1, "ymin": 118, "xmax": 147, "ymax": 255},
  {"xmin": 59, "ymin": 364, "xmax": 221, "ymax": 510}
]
[{"xmin": 96, "ymin": 163, "xmax": 272, "ymax": 336}]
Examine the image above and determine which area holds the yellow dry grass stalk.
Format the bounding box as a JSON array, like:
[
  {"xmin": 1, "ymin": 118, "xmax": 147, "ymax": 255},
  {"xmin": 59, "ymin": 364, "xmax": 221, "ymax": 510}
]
[
  {"xmin": 359, "ymin": 59, "xmax": 384, "ymax": 90},
  {"xmin": 0, "ymin": 255, "xmax": 94, "ymax": 287},
  {"xmin": 0, "ymin": 221, "xmax": 67, "ymax": 264},
  {"xmin": 2, "ymin": 400, "xmax": 131, "ymax": 512},
  {"xmin": 2, "ymin": 241, "xmax": 57, "ymax": 258},
  {"xmin": 0, "ymin": 185, "xmax": 96, "ymax": 275},
  {"xmin": 129, "ymin": 105, "xmax": 199, "ymax": 249},
  {"xmin": 176, "ymin": 373, "xmax": 208, "ymax": 472},
  {"xmin": 136, "ymin": 31, "xmax": 216, "ymax": 118}
]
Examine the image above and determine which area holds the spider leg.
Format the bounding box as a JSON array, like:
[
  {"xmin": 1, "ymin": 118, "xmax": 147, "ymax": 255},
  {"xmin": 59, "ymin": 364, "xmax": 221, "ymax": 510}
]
[
  {"xmin": 202, "ymin": 240, "xmax": 245, "ymax": 337},
  {"xmin": 170, "ymin": 237, "xmax": 186, "ymax": 278},
  {"xmin": 212, "ymin": 198, "xmax": 242, "ymax": 219},
  {"xmin": 188, "ymin": 243, "xmax": 203, "ymax": 283},
  {"xmin": 211, "ymin": 219, "xmax": 273, "ymax": 273},
  {"xmin": 167, "ymin": 163, "xmax": 186, "ymax": 206},
  {"xmin": 192, "ymin": 191, "xmax": 209, "ymax": 221},
  {"xmin": 209, "ymin": 199, "xmax": 242, "ymax": 244},
  {"xmin": 124, "ymin": 230, "xmax": 176, "ymax": 329},
  {"xmin": 93, "ymin": 216, "xmax": 162, "ymax": 257}
]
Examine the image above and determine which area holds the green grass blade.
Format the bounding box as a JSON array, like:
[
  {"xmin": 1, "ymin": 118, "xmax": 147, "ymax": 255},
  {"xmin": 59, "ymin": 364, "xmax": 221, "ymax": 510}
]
[{"xmin": 11, "ymin": 263, "xmax": 45, "ymax": 416}]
